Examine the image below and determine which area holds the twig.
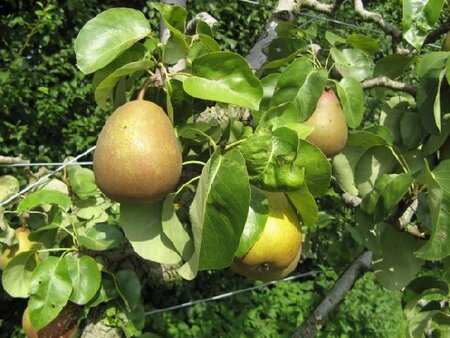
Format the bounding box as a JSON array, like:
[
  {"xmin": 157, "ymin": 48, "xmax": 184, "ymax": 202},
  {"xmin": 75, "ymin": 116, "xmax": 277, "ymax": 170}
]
[
  {"xmin": 245, "ymin": 0, "xmax": 298, "ymax": 70},
  {"xmin": 353, "ymin": 0, "xmax": 402, "ymax": 49},
  {"xmin": 300, "ymin": 0, "xmax": 344, "ymax": 15},
  {"xmin": 362, "ymin": 76, "xmax": 417, "ymax": 96},
  {"xmin": 292, "ymin": 251, "xmax": 373, "ymax": 338},
  {"xmin": 0, "ymin": 156, "xmax": 29, "ymax": 165},
  {"xmin": 185, "ymin": 12, "xmax": 219, "ymax": 35},
  {"xmin": 423, "ymin": 16, "xmax": 450, "ymax": 46}
]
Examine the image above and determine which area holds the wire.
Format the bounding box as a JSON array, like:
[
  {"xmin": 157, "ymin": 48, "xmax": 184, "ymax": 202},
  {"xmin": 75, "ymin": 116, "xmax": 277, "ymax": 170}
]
[
  {"xmin": 0, "ymin": 146, "xmax": 96, "ymax": 207},
  {"xmin": 0, "ymin": 161, "xmax": 94, "ymax": 167},
  {"xmin": 145, "ymin": 270, "xmax": 318, "ymax": 316}
]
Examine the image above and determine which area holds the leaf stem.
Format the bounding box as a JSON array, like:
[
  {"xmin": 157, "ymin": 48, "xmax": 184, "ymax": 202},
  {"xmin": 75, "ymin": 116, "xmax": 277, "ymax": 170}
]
[
  {"xmin": 182, "ymin": 160, "xmax": 206, "ymax": 166},
  {"xmin": 224, "ymin": 139, "xmax": 247, "ymax": 150},
  {"xmin": 175, "ymin": 176, "xmax": 201, "ymax": 196}
]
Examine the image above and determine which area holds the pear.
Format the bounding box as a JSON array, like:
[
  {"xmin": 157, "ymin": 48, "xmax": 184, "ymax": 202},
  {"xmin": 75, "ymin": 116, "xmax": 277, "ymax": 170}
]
[
  {"xmin": 22, "ymin": 307, "xmax": 38, "ymax": 338},
  {"xmin": 304, "ymin": 89, "xmax": 348, "ymax": 157},
  {"xmin": 93, "ymin": 100, "xmax": 183, "ymax": 204}
]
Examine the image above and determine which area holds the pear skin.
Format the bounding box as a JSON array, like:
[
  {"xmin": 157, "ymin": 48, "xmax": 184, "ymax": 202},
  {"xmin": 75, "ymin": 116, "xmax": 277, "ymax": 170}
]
[
  {"xmin": 22, "ymin": 307, "xmax": 38, "ymax": 338},
  {"xmin": 93, "ymin": 100, "xmax": 182, "ymax": 204},
  {"xmin": 231, "ymin": 192, "xmax": 302, "ymax": 282},
  {"xmin": 0, "ymin": 227, "xmax": 35, "ymax": 270},
  {"xmin": 304, "ymin": 89, "xmax": 348, "ymax": 157}
]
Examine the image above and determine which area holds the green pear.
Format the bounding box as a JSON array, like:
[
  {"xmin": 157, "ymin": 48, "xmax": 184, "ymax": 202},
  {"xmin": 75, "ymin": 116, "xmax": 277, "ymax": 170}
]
[
  {"xmin": 93, "ymin": 100, "xmax": 183, "ymax": 204},
  {"xmin": 304, "ymin": 89, "xmax": 348, "ymax": 157}
]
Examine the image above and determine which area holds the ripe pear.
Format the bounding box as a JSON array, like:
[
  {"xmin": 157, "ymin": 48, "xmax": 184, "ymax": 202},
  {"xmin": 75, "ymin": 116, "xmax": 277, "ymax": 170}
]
[
  {"xmin": 304, "ymin": 89, "xmax": 348, "ymax": 157},
  {"xmin": 231, "ymin": 192, "xmax": 302, "ymax": 282},
  {"xmin": 93, "ymin": 100, "xmax": 183, "ymax": 204},
  {"xmin": 22, "ymin": 307, "xmax": 38, "ymax": 338},
  {"xmin": 0, "ymin": 227, "xmax": 35, "ymax": 270}
]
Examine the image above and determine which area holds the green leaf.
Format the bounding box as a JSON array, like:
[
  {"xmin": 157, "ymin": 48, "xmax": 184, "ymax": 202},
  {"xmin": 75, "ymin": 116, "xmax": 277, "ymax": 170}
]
[
  {"xmin": 1, "ymin": 251, "xmax": 38, "ymax": 298},
  {"xmin": 355, "ymin": 211, "xmax": 388, "ymax": 254},
  {"xmin": 330, "ymin": 48, "xmax": 374, "ymax": 81},
  {"xmin": 78, "ymin": 223, "xmax": 125, "ymax": 251},
  {"xmin": 403, "ymin": 0, "xmax": 445, "ymax": 50},
  {"xmin": 68, "ymin": 167, "xmax": 98, "ymax": 200},
  {"xmin": 257, "ymin": 103, "xmax": 301, "ymax": 131},
  {"xmin": 183, "ymin": 52, "xmax": 263, "ymax": 110},
  {"xmin": 75, "ymin": 8, "xmax": 151, "ymax": 74},
  {"xmin": 161, "ymin": 193, "xmax": 194, "ymax": 261},
  {"xmin": 163, "ymin": 34, "xmax": 190, "ymax": 64},
  {"xmin": 400, "ymin": 112, "xmax": 424, "ymax": 149},
  {"xmin": 374, "ymin": 54, "xmax": 415, "ymax": 79},
  {"xmin": 115, "ymin": 270, "xmax": 141, "ymax": 312},
  {"xmin": 271, "ymin": 58, "xmax": 328, "ymax": 121},
  {"xmin": 287, "ymin": 184, "xmax": 318, "ymax": 227},
  {"xmin": 354, "ymin": 146, "xmax": 398, "ymax": 197},
  {"xmin": 0, "ymin": 175, "xmax": 19, "ymax": 203},
  {"xmin": 416, "ymin": 51, "xmax": 449, "ymax": 77},
  {"xmin": 402, "ymin": 276, "xmax": 449, "ymax": 312},
  {"xmin": 256, "ymin": 73, "xmax": 281, "ymax": 122},
  {"xmin": 92, "ymin": 45, "xmax": 154, "ymax": 109},
  {"xmin": 361, "ymin": 173, "xmax": 414, "ymax": 222},
  {"xmin": 180, "ymin": 149, "xmax": 250, "ymax": 278},
  {"xmin": 88, "ymin": 272, "xmax": 119, "ymax": 307},
  {"xmin": 268, "ymin": 37, "xmax": 306, "ymax": 61},
  {"xmin": 18, "ymin": 190, "xmax": 71, "ymax": 212},
  {"xmin": 119, "ymin": 202, "xmax": 182, "ymax": 265},
  {"xmin": 325, "ymin": 31, "xmax": 346, "ymax": 46},
  {"xmin": 234, "ymin": 186, "xmax": 268, "ymax": 259},
  {"xmin": 238, "ymin": 129, "xmax": 304, "ymax": 191},
  {"xmin": 417, "ymin": 160, "xmax": 450, "ymax": 260},
  {"xmin": 29, "ymin": 256, "xmax": 73, "ymax": 329},
  {"xmin": 346, "ymin": 34, "xmax": 379, "ymax": 56},
  {"xmin": 152, "ymin": 3, "xmax": 186, "ymax": 34},
  {"xmin": 65, "ymin": 255, "xmax": 101, "ymax": 305},
  {"xmin": 373, "ymin": 226, "xmax": 424, "ymax": 290},
  {"xmin": 335, "ymin": 77, "xmax": 365, "ymax": 128},
  {"xmin": 297, "ymin": 139, "xmax": 331, "ymax": 197}
]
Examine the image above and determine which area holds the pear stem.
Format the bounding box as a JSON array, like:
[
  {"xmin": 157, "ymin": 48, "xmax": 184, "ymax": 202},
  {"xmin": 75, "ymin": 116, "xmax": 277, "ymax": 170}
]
[{"xmin": 136, "ymin": 75, "xmax": 159, "ymax": 100}]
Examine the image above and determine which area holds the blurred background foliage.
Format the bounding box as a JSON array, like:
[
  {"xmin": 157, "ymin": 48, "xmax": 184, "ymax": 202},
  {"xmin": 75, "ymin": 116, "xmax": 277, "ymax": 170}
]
[{"xmin": 0, "ymin": 0, "xmax": 425, "ymax": 336}]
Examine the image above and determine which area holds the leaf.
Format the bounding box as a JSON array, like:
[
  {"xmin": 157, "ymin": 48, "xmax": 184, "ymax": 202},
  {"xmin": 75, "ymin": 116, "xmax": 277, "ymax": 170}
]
[
  {"xmin": 400, "ymin": 112, "xmax": 424, "ymax": 149},
  {"xmin": 1, "ymin": 251, "xmax": 38, "ymax": 298},
  {"xmin": 257, "ymin": 103, "xmax": 308, "ymax": 134},
  {"xmin": 354, "ymin": 145, "xmax": 398, "ymax": 197},
  {"xmin": 152, "ymin": 3, "xmax": 186, "ymax": 34},
  {"xmin": 373, "ymin": 225, "xmax": 424, "ymax": 290},
  {"xmin": 416, "ymin": 51, "xmax": 449, "ymax": 77},
  {"xmin": 403, "ymin": 0, "xmax": 445, "ymax": 50},
  {"xmin": 335, "ymin": 77, "xmax": 365, "ymax": 128},
  {"xmin": 92, "ymin": 45, "xmax": 154, "ymax": 109},
  {"xmin": 355, "ymin": 210, "xmax": 388, "ymax": 254},
  {"xmin": 163, "ymin": 34, "xmax": 190, "ymax": 64},
  {"xmin": 330, "ymin": 48, "xmax": 374, "ymax": 81},
  {"xmin": 346, "ymin": 34, "xmax": 379, "ymax": 56},
  {"xmin": 115, "ymin": 270, "xmax": 141, "ymax": 312},
  {"xmin": 287, "ymin": 184, "xmax": 318, "ymax": 227},
  {"xmin": 29, "ymin": 256, "xmax": 73, "ymax": 329},
  {"xmin": 270, "ymin": 58, "xmax": 328, "ymax": 121},
  {"xmin": 401, "ymin": 276, "xmax": 449, "ymax": 312},
  {"xmin": 119, "ymin": 202, "xmax": 182, "ymax": 265},
  {"xmin": 374, "ymin": 54, "xmax": 414, "ymax": 79},
  {"xmin": 116, "ymin": 301, "xmax": 145, "ymax": 338},
  {"xmin": 18, "ymin": 190, "xmax": 71, "ymax": 212},
  {"xmin": 88, "ymin": 272, "xmax": 119, "ymax": 307},
  {"xmin": 238, "ymin": 129, "xmax": 304, "ymax": 191},
  {"xmin": 179, "ymin": 149, "xmax": 250, "ymax": 279},
  {"xmin": 417, "ymin": 160, "xmax": 450, "ymax": 260},
  {"xmin": 234, "ymin": 186, "xmax": 268, "ymax": 259},
  {"xmin": 75, "ymin": 8, "xmax": 151, "ymax": 74},
  {"xmin": 183, "ymin": 51, "xmax": 263, "ymax": 110},
  {"xmin": 68, "ymin": 167, "xmax": 97, "ymax": 200},
  {"xmin": 268, "ymin": 37, "xmax": 306, "ymax": 61},
  {"xmin": 161, "ymin": 193, "xmax": 194, "ymax": 261},
  {"xmin": 361, "ymin": 173, "xmax": 414, "ymax": 222},
  {"xmin": 65, "ymin": 255, "xmax": 101, "ymax": 305},
  {"xmin": 0, "ymin": 175, "xmax": 19, "ymax": 203},
  {"xmin": 78, "ymin": 223, "xmax": 125, "ymax": 251},
  {"xmin": 297, "ymin": 139, "xmax": 331, "ymax": 197},
  {"xmin": 255, "ymin": 73, "xmax": 281, "ymax": 122}
]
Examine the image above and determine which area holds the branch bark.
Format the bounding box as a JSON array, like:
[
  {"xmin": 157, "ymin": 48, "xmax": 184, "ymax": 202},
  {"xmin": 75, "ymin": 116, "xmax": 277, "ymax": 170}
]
[
  {"xmin": 362, "ymin": 76, "xmax": 417, "ymax": 96},
  {"xmin": 300, "ymin": 0, "xmax": 344, "ymax": 15},
  {"xmin": 292, "ymin": 251, "xmax": 373, "ymax": 338},
  {"xmin": 0, "ymin": 155, "xmax": 29, "ymax": 165}
]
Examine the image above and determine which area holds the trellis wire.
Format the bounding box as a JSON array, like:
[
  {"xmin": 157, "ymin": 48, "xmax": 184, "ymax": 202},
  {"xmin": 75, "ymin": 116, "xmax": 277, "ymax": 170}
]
[
  {"xmin": 0, "ymin": 145, "xmax": 96, "ymax": 207},
  {"xmin": 145, "ymin": 270, "xmax": 318, "ymax": 316}
]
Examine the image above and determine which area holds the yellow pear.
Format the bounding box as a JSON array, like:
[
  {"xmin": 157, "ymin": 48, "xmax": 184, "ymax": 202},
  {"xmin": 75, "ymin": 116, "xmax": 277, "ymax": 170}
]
[
  {"xmin": 0, "ymin": 227, "xmax": 35, "ymax": 270},
  {"xmin": 22, "ymin": 307, "xmax": 38, "ymax": 338},
  {"xmin": 304, "ymin": 89, "xmax": 348, "ymax": 157},
  {"xmin": 93, "ymin": 100, "xmax": 183, "ymax": 204},
  {"xmin": 231, "ymin": 192, "xmax": 302, "ymax": 282}
]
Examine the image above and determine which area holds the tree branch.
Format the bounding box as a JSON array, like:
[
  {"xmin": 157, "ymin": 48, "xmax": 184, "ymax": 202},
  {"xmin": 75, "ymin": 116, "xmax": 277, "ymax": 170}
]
[
  {"xmin": 423, "ymin": 16, "xmax": 450, "ymax": 46},
  {"xmin": 299, "ymin": 0, "xmax": 344, "ymax": 15},
  {"xmin": 0, "ymin": 155, "xmax": 29, "ymax": 165},
  {"xmin": 245, "ymin": 0, "xmax": 298, "ymax": 70},
  {"xmin": 362, "ymin": 76, "xmax": 417, "ymax": 96},
  {"xmin": 292, "ymin": 251, "xmax": 373, "ymax": 338},
  {"xmin": 185, "ymin": 12, "xmax": 218, "ymax": 35},
  {"xmin": 353, "ymin": 0, "xmax": 402, "ymax": 49}
]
